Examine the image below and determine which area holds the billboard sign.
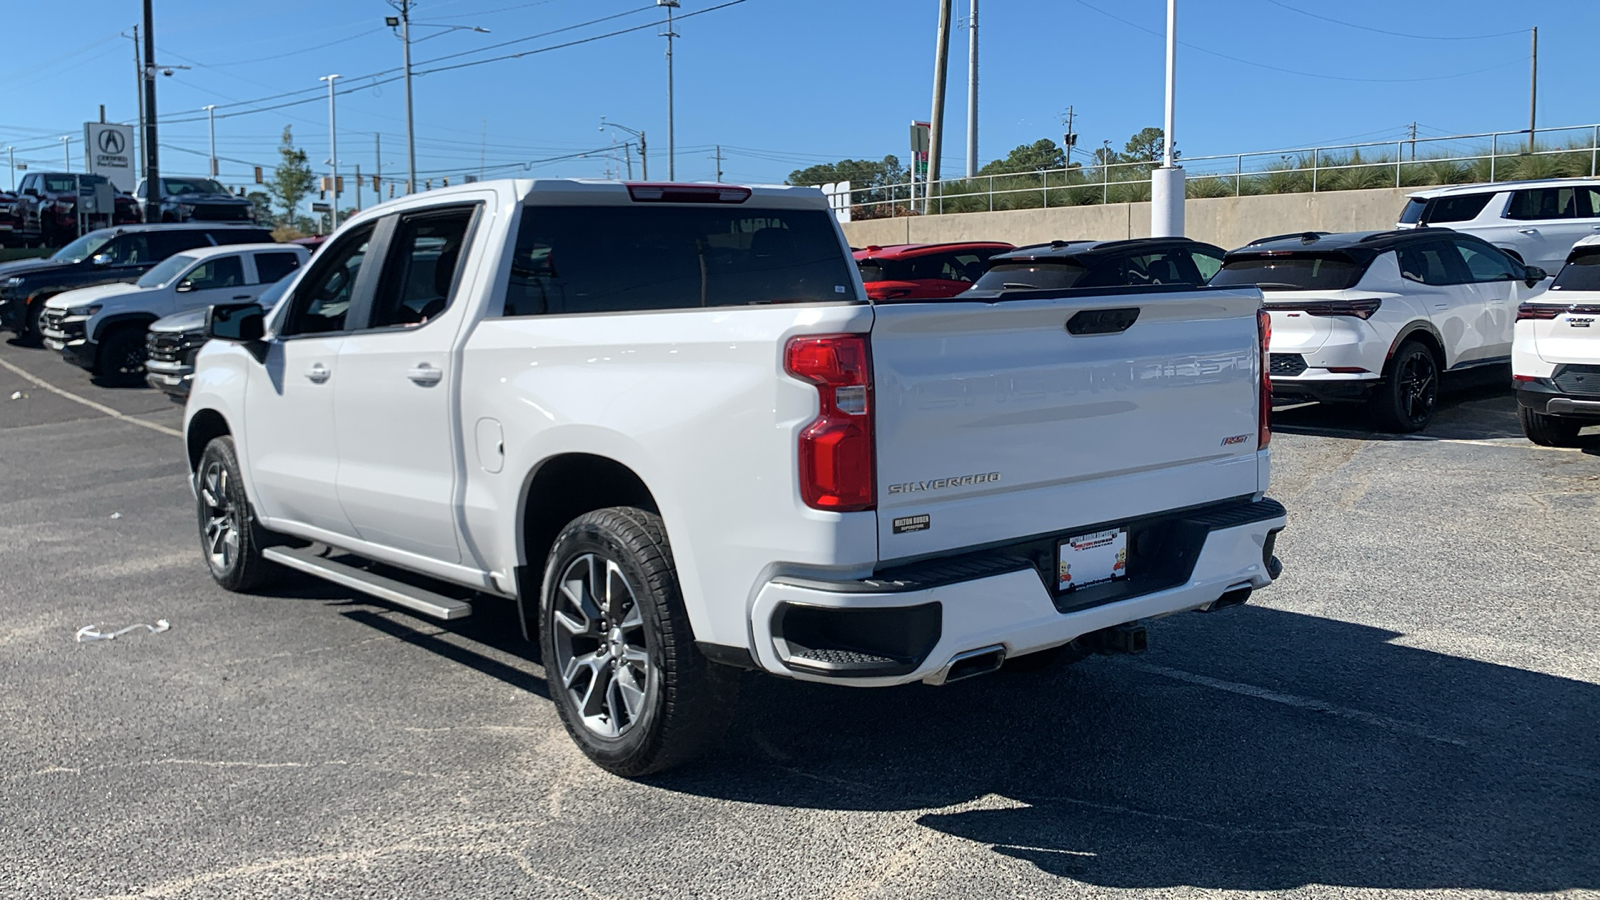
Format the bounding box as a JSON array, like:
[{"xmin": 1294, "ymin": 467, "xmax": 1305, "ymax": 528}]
[{"xmin": 84, "ymin": 123, "xmax": 135, "ymax": 192}]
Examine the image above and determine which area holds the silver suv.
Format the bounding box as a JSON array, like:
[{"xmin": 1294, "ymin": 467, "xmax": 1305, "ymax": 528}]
[{"xmin": 1397, "ymin": 179, "xmax": 1600, "ymax": 273}]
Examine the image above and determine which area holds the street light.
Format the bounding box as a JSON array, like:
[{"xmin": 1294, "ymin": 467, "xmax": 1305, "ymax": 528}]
[
  {"xmin": 386, "ymin": 2, "xmax": 490, "ymax": 194},
  {"xmin": 657, "ymin": 0, "xmax": 680, "ymax": 180},
  {"xmin": 60, "ymin": 136, "xmax": 71, "ymax": 170},
  {"xmin": 202, "ymin": 104, "xmax": 217, "ymax": 178},
  {"xmin": 321, "ymin": 73, "xmax": 341, "ymax": 229},
  {"xmin": 600, "ymin": 118, "xmax": 648, "ymax": 180}
]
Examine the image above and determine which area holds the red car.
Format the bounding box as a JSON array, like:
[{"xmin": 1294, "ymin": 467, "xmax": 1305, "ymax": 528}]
[
  {"xmin": 14, "ymin": 172, "xmax": 140, "ymax": 247},
  {"xmin": 853, "ymin": 241, "xmax": 1014, "ymax": 300}
]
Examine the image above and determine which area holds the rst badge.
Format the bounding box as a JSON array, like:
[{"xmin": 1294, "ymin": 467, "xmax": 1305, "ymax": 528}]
[{"xmin": 1221, "ymin": 434, "xmax": 1250, "ymax": 446}]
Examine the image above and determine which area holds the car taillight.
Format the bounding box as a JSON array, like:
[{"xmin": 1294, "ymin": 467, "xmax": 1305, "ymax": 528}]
[
  {"xmin": 626, "ymin": 182, "xmax": 751, "ymax": 204},
  {"xmin": 1516, "ymin": 303, "xmax": 1562, "ymax": 321},
  {"xmin": 1274, "ymin": 298, "xmax": 1382, "ymax": 320},
  {"xmin": 785, "ymin": 334, "xmax": 875, "ymax": 512},
  {"xmin": 1257, "ymin": 308, "xmax": 1272, "ymax": 449}
]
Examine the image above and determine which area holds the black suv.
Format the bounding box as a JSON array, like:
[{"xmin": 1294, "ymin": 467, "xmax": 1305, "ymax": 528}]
[
  {"xmin": 0, "ymin": 223, "xmax": 274, "ymax": 343},
  {"xmin": 13, "ymin": 172, "xmax": 140, "ymax": 247},
  {"xmin": 959, "ymin": 237, "xmax": 1228, "ymax": 297},
  {"xmin": 135, "ymin": 177, "xmax": 255, "ymax": 223}
]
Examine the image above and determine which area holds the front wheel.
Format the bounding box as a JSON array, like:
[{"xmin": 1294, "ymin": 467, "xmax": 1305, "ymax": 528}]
[
  {"xmin": 1519, "ymin": 405, "xmax": 1583, "ymax": 447},
  {"xmin": 94, "ymin": 327, "xmax": 148, "ymax": 385},
  {"xmin": 540, "ymin": 507, "xmax": 739, "ymax": 777},
  {"xmin": 195, "ymin": 436, "xmax": 280, "ymax": 592},
  {"xmin": 1369, "ymin": 341, "xmax": 1439, "ymax": 433}
]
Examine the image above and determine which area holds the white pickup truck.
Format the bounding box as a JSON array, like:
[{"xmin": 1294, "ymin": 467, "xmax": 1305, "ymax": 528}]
[{"xmin": 186, "ymin": 179, "xmax": 1286, "ymax": 775}]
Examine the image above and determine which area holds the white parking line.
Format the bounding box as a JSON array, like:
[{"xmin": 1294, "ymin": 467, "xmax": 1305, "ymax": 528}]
[
  {"xmin": 1133, "ymin": 662, "xmax": 1467, "ymax": 747},
  {"xmin": 0, "ymin": 357, "xmax": 182, "ymax": 438}
]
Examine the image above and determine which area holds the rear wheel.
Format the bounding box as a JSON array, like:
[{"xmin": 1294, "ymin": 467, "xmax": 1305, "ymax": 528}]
[
  {"xmin": 94, "ymin": 327, "xmax": 147, "ymax": 385},
  {"xmin": 540, "ymin": 507, "xmax": 738, "ymax": 777},
  {"xmin": 196, "ymin": 436, "xmax": 280, "ymax": 592},
  {"xmin": 1369, "ymin": 341, "xmax": 1439, "ymax": 433},
  {"xmin": 1519, "ymin": 405, "xmax": 1584, "ymax": 447}
]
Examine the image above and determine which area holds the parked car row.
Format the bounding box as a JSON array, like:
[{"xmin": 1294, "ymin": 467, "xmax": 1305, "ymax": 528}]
[
  {"xmin": 846, "ymin": 177, "xmax": 1600, "ymax": 442},
  {"xmin": 0, "ymin": 173, "xmax": 261, "ymax": 249}
]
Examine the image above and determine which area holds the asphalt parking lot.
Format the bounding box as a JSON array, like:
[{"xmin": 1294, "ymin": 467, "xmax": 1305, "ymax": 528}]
[{"xmin": 2, "ymin": 338, "xmax": 1597, "ymax": 900}]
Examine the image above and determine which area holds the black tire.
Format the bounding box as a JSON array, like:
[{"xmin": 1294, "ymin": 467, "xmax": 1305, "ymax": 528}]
[
  {"xmin": 539, "ymin": 507, "xmax": 739, "ymax": 777},
  {"xmin": 1369, "ymin": 341, "xmax": 1440, "ymax": 433},
  {"xmin": 19, "ymin": 300, "xmax": 47, "ymax": 346},
  {"xmin": 1519, "ymin": 405, "xmax": 1583, "ymax": 447},
  {"xmin": 94, "ymin": 326, "xmax": 148, "ymax": 385},
  {"xmin": 195, "ymin": 436, "xmax": 280, "ymax": 592},
  {"xmin": 1003, "ymin": 640, "xmax": 1092, "ymax": 673}
]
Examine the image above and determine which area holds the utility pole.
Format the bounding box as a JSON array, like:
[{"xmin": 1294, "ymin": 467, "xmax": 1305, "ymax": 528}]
[
  {"xmin": 321, "ymin": 73, "xmax": 341, "ymax": 229},
  {"xmin": 1528, "ymin": 26, "xmax": 1538, "ymax": 154},
  {"xmin": 355, "ymin": 163, "xmax": 362, "ymax": 211},
  {"xmin": 1151, "ymin": 0, "xmax": 1185, "ymax": 237},
  {"xmin": 1063, "ymin": 105, "xmax": 1076, "ymax": 162},
  {"xmin": 141, "ymin": 0, "xmax": 161, "ymax": 223},
  {"xmin": 401, "ymin": 0, "xmax": 416, "ymax": 192},
  {"xmin": 659, "ymin": 0, "xmax": 680, "ymax": 180},
  {"xmin": 479, "ymin": 119, "xmax": 487, "ymax": 180},
  {"xmin": 204, "ymin": 104, "xmax": 217, "ymax": 177},
  {"xmin": 1408, "ymin": 121, "xmax": 1417, "ymax": 161},
  {"xmin": 6, "ymin": 147, "xmax": 14, "ymax": 191},
  {"xmin": 375, "ymin": 133, "xmax": 382, "ymax": 197},
  {"xmin": 965, "ymin": 0, "xmax": 978, "ymax": 179},
  {"xmin": 128, "ymin": 26, "xmax": 143, "ymax": 186},
  {"xmin": 60, "ymin": 136, "xmax": 71, "ymax": 170},
  {"xmin": 622, "ymin": 142, "xmax": 634, "ymax": 179},
  {"xmin": 928, "ymin": 0, "xmax": 953, "ymax": 193},
  {"xmin": 713, "ymin": 145, "xmax": 724, "ymax": 182}
]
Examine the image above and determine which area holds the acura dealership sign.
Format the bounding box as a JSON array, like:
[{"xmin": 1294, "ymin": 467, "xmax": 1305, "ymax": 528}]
[{"xmin": 84, "ymin": 122, "xmax": 135, "ymax": 191}]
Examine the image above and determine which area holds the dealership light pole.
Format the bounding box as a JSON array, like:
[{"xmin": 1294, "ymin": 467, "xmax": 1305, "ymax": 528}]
[
  {"xmin": 321, "ymin": 73, "xmax": 341, "ymax": 229},
  {"xmin": 1151, "ymin": 0, "xmax": 1185, "ymax": 236},
  {"xmin": 965, "ymin": 0, "xmax": 978, "ymax": 179},
  {"xmin": 203, "ymin": 104, "xmax": 217, "ymax": 178},
  {"xmin": 601, "ymin": 118, "xmax": 648, "ymax": 180},
  {"xmin": 658, "ymin": 0, "xmax": 679, "ymax": 180},
  {"xmin": 6, "ymin": 147, "xmax": 14, "ymax": 191}
]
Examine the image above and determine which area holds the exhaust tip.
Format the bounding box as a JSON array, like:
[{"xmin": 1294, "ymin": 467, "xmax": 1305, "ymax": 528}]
[
  {"xmin": 927, "ymin": 644, "xmax": 1007, "ymax": 685},
  {"xmin": 1202, "ymin": 585, "xmax": 1252, "ymax": 613}
]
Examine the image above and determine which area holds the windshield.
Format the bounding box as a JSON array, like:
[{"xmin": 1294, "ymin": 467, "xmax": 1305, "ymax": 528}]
[
  {"xmin": 51, "ymin": 231, "xmax": 114, "ymax": 264},
  {"xmin": 1210, "ymin": 255, "xmax": 1366, "ymax": 291},
  {"xmin": 137, "ymin": 254, "xmax": 198, "ymax": 288},
  {"xmin": 1551, "ymin": 252, "xmax": 1600, "ymax": 293},
  {"xmin": 164, "ymin": 178, "xmax": 228, "ymax": 196},
  {"xmin": 971, "ymin": 261, "xmax": 1087, "ymax": 291}
]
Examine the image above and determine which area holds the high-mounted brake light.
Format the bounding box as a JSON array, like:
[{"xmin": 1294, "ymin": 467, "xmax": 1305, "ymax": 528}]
[
  {"xmin": 785, "ymin": 334, "xmax": 875, "ymax": 512},
  {"xmin": 625, "ymin": 182, "xmax": 752, "ymax": 204},
  {"xmin": 1271, "ymin": 298, "xmax": 1382, "ymax": 320},
  {"xmin": 1257, "ymin": 308, "xmax": 1272, "ymax": 449}
]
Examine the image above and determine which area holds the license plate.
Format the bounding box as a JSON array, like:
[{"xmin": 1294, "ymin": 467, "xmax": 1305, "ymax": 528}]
[{"xmin": 1057, "ymin": 528, "xmax": 1128, "ymax": 592}]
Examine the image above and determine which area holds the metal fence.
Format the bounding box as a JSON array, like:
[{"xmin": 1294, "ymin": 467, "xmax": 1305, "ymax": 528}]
[{"xmin": 844, "ymin": 123, "xmax": 1600, "ymax": 219}]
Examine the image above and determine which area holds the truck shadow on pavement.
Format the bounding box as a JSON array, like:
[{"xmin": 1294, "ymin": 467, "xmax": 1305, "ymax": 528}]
[{"xmin": 654, "ymin": 605, "xmax": 1600, "ymax": 893}]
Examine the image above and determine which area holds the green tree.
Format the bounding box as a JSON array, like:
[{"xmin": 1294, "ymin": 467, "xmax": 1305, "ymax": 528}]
[
  {"xmin": 246, "ymin": 190, "xmax": 273, "ymax": 225},
  {"xmin": 267, "ymin": 127, "xmax": 315, "ymax": 227},
  {"xmin": 978, "ymin": 139, "xmax": 1067, "ymax": 176},
  {"xmin": 787, "ymin": 155, "xmax": 907, "ymax": 190},
  {"xmin": 1124, "ymin": 127, "xmax": 1175, "ymax": 163}
]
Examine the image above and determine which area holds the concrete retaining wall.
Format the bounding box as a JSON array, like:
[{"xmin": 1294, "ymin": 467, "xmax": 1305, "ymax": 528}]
[{"xmin": 841, "ymin": 186, "xmax": 1414, "ymax": 251}]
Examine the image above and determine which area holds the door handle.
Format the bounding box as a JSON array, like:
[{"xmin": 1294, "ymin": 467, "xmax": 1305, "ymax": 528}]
[
  {"xmin": 231, "ymin": 294, "xmax": 252, "ymax": 300},
  {"xmin": 407, "ymin": 363, "xmax": 443, "ymax": 386},
  {"xmin": 306, "ymin": 363, "xmax": 331, "ymax": 383},
  {"xmin": 1518, "ymin": 228, "xmax": 1539, "ymax": 235}
]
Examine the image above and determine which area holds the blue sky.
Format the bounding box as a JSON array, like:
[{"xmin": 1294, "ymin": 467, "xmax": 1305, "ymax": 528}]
[{"xmin": 0, "ymin": 0, "xmax": 1593, "ymax": 195}]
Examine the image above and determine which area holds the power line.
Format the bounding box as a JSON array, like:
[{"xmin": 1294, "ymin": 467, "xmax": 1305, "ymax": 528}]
[
  {"xmin": 1072, "ymin": 0, "xmax": 1529, "ymax": 84},
  {"xmin": 412, "ymin": 4, "xmax": 656, "ymax": 67},
  {"xmin": 1259, "ymin": 0, "xmax": 1526, "ymax": 41}
]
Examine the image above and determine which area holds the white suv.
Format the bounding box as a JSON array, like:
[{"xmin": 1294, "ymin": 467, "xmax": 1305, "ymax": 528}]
[
  {"xmin": 1212, "ymin": 230, "xmax": 1547, "ymax": 432},
  {"xmin": 1397, "ymin": 178, "xmax": 1600, "ymax": 273},
  {"xmin": 1513, "ymin": 234, "xmax": 1600, "ymax": 445}
]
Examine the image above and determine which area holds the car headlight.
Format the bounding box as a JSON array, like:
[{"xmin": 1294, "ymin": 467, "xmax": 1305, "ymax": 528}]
[
  {"xmin": 67, "ymin": 305, "xmax": 102, "ymax": 318},
  {"xmin": 4, "ymin": 277, "xmax": 21, "ymax": 288}
]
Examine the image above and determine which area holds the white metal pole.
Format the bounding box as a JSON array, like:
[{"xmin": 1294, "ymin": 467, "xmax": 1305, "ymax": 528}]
[
  {"xmin": 965, "ymin": 0, "xmax": 978, "ymax": 179},
  {"xmin": 1162, "ymin": 0, "xmax": 1175, "ymax": 169},
  {"xmin": 1151, "ymin": 0, "xmax": 1185, "ymax": 237},
  {"xmin": 204, "ymin": 105, "xmax": 217, "ymax": 178},
  {"xmin": 61, "ymin": 136, "xmax": 71, "ymax": 170},
  {"xmin": 322, "ymin": 74, "xmax": 341, "ymax": 229},
  {"xmin": 402, "ymin": 4, "xmax": 416, "ymax": 194},
  {"xmin": 660, "ymin": 0, "xmax": 679, "ymax": 180},
  {"xmin": 6, "ymin": 147, "xmax": 13, "ymax": 191}
]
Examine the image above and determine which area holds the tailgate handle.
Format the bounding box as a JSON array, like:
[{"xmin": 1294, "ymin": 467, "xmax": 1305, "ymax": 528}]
[{"xmin": 1066, "ymin": 307, "xmax": 1140, "ymax": 336}]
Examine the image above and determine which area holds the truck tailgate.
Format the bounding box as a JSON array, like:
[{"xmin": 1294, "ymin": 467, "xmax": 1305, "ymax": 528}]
[{"xmin": 870, "ymin": 288, "xmax": 1266, "ymax": 560}]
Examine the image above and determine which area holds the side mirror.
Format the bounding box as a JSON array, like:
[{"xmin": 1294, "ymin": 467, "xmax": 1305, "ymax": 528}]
[
  {"xmin": 1524, "ymin": 265, "xmax": 1549, "ymax": 287},
  {"xmin": 175, "ymin": 280, "xmax": 195, "ymax": 293},
  {"xmin": 205, "ymin": 302, "xmax": 265, "ymax": 343},
  {"xmin": 23, "ymin": 188, "xmax": 37, "ymax": 197},
  {"xmin": 91, "ymin": 254, "xmax": 112, "ymax": 267}
]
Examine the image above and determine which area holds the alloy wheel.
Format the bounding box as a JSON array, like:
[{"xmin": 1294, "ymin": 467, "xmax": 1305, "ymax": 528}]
[
  {"xmin": 199, "ymin": 460, "xmax": 241, "ymax": 572},
  {"xmin": 551, "ymin": 553, "xmax": 652, "ymax": 739},
  {"xmin": 1398, "ymin": 352, "xmax": 1437, "ymax": 425}
]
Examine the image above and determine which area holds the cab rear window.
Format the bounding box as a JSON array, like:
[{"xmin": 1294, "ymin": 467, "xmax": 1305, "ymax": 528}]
[
  {"xmin": 1210, "ymin": 255, "xmax": 1365, "ymax": 291},
  {"xmin": 971, "ymin": 261, "xmax": 1087, "ymax": 291},
  {"xmin": 1551, "ymin": 251, "xmax": 1600, "ymax": 292},
  {"xmin": 503, "ymin": 206, "xmax": 856, "ymax": 316}
]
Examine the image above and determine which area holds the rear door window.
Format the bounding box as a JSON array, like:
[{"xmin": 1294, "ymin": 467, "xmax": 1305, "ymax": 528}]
[
  {"xmin": 1397, "ymin": 241, "xmax": 1465, "ymax": 285},
  {"xmin": 1210, "ymin": 255, "xmax": 1366, "ymax": 291},
  {"xmin": 972, "ymin": 261, "xmax": 1087, "ymax": 291},
  {"xmin": 1506, "ymin": 187, "xmax": 1585, "ymax": 221},
  {"xmin": 1424, "ymin": 193, "xmax": 1494, "ymax": 224},
  {"xmin": 253, "ymin": 251, "xmax": 303, "ymax": 284},
  {"xmin": 502, "ymin": 205, "xmax": 854, "ymax": 316}
]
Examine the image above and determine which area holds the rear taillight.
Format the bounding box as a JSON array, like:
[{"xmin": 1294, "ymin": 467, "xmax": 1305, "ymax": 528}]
[
  {"xmin": 1273, "ymin": 298, "xmax": 1382, "ymax": 320},
  {"xmin": 785, "ymin": 334, "xmax": 875, "ymax": 512},
  {"xmin": 1517, "ymin": 303, "xmax": 1563, "ymax": 321},
  {"xmin": 625, "ymin": 182, "xmax": 751, "ymax": 204},
  {"xmin": 1257, "ymin": 308, "xmax": 1272, "ymax": 449}
]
